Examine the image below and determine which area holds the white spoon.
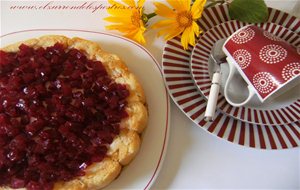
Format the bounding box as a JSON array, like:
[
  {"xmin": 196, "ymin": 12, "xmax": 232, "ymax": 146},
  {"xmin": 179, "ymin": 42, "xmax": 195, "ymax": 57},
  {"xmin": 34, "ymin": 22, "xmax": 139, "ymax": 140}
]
[{"xmin": 204, "ymin": 39, "xmax": 227, "ymax": 121}]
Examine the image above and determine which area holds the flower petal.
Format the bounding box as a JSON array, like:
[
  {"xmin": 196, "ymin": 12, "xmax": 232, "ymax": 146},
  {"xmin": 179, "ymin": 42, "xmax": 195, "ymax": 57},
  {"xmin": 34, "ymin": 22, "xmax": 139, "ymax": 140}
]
[
  {"xmin": 122, "ymin": 0, "xmax": 136, "ymax": 7},
  {"xmin": 156, "ymin": 27, "xmax": 173, "ymax": 37},
  {"xmin": 181, "ymin": 26, "xmax": 195, "ymax": 50},
  {"xmin": 155, "ymin": 25, "xmax": 183, "ymax": 40},
  {"xmin": 152, "ymin": 19, "xmax": 177, "ymax": 29},
  {"xmin": 107, "ymin": 7, "xmax": 132, "ymax": 16},
  {"xmin": 153, "ymin": 2, "xmax": 176, "ymax": 18},
  {"xmin": 191, "ymin": 21, "xmax": 200, "ymax": 37},
  {"xmin": 124, "ymin": 27, "xmax": 146, "ymax": 44},
  {"xmin": 133, "ymin": 31, "xmax": 146, "ymax": 44},
  {"xmin": 108, "ymin": 0, "xmax": 125, "ymax": 7},
  {"xmin": 191, "ymin": 0, "xmax": 206, "ymax": 19},
  {"xmin": 106, "ymin": 24, "xmax": 137, "ymax": 33},
  {"xmin": 164, "ymin": 27, "xmax": 184, "ymax": 40},
  {"xmin": 104, "ymin": 16, "xmax": 131, "ymax": 24},
  {"xmin": 137, "ymin": 0, "xmax": 146, "ymax": 7},
  {"xmin": 184, "ymin": 0, "xmax": 192, "ymax": 11},
  {"xmin": 166, "ymin": 0, "xmax": 188, "ymax": 12},
  {"xmin": 105, "ymin": 0, "xmax": 146, "ymax": 45}
]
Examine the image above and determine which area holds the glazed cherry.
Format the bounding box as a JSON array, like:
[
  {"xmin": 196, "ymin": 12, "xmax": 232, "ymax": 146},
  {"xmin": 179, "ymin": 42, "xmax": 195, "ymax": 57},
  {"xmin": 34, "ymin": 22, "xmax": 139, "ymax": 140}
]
[{"xmin": 0, "ymin": 43, "xmax": 129, "ymax": 189}]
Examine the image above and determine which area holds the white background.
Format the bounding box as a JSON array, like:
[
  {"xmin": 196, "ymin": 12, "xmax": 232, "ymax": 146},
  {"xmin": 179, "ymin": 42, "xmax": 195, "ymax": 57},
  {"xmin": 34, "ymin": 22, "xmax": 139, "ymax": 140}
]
[{"xmin": 1, "ymin": 0, "xmax": 300, "ymax": 189}]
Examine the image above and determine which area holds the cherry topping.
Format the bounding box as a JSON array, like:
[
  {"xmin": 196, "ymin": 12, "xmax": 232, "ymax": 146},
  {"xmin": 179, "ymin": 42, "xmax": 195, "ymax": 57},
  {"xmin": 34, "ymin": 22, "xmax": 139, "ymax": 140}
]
[{"xmin": 0, "ymin": 43, "xmax": 129, "ymax": 189}]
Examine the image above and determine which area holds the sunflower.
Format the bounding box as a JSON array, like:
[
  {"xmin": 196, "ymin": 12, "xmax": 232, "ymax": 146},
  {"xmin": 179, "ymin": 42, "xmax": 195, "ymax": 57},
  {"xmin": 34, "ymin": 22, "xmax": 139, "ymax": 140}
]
[
  {"xmin": 104, "ymin": 0, "xmax": 146, "ymax": 44},
  {"xmin": 152, "ymin": 0, "xmax": 207, "ymax": 50}
]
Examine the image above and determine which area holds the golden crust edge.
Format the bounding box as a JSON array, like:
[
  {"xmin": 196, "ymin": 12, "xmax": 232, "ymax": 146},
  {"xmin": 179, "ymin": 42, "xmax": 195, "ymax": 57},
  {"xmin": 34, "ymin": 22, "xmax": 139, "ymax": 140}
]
[{"xmin": 0, "ymin": 35, "xmax": 148, "ymax": 190}]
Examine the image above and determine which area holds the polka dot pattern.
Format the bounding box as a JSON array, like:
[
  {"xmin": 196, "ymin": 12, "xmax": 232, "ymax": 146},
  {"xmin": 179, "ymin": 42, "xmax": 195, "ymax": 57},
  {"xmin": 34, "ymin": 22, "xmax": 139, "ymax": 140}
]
[
  {"xmin": 232, "ymin": 49, "xmax": 252, "ymax": 69},
  {"xmin": 263, "ymin": 31, "xmax": 283, "ymax": 41},
  {"xmin": 231, "ymin": 27, "xmax": 255, "ymax": 44},
  {"xmin": 253, "ymin": 72, "xmax": 277, "ymax": 94},
  {"xmin": 282, "ymin": 62, "xmax": 300, "ymax": 81},
  {"xmin": 259, "ymin": 44, "xmax": 288, "ymax": 64}
]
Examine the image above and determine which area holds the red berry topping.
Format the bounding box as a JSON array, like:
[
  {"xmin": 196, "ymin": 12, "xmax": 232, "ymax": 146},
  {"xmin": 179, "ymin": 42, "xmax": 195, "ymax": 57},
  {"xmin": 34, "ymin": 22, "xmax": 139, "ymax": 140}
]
[{"xmin": 0, "ymin": 43, "xmax": 129, "ymax": 189}]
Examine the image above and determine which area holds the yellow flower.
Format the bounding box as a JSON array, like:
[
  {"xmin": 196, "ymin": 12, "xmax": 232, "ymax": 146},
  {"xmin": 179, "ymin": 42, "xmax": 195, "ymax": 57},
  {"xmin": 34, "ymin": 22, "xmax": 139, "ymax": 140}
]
[
  {"xmin": 104, "ymin": 0, "xmax": 146, "ymax": 44},
  {"xmin": 152, "ymin": 0, "xmax": 207, "ymax": 50}
]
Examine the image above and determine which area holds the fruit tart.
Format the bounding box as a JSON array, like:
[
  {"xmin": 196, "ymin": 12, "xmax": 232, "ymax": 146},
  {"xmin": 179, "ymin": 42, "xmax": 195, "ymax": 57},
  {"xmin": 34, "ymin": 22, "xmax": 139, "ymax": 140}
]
[{"xmin": 0, "ymin": 35, "xmax": 148, "ymax": 190}]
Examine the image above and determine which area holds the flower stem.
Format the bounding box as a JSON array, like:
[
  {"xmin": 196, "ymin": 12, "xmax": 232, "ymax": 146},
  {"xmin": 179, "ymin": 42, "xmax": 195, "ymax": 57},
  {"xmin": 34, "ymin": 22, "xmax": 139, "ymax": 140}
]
[
  {"xmin": 142, "ymin": 12, "xmax": 157, "ymax": 25},
  {"xmin": 146, "ymin": 13, "xmax": 157, "ymax": 20}
]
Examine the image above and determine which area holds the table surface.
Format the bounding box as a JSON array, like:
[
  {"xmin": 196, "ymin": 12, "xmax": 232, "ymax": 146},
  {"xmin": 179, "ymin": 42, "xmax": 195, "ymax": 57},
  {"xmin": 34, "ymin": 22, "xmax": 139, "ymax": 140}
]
[{"xmin": 1, "ymin": 0, "xmax": 300, "ymax": 189}]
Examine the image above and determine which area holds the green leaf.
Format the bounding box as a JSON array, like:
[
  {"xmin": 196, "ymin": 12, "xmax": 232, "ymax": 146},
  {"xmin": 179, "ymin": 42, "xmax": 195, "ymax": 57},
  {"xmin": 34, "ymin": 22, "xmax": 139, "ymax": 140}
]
[{"xmin": 229, "ymin": 0, "xmax": 269, "ymax": 23}]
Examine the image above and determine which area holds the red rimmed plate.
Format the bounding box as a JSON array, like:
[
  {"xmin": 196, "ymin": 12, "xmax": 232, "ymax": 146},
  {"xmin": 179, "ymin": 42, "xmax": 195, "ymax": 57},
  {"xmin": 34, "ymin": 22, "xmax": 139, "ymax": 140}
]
[
  {"xmin": 191, "ymin": 21, "xmax": 300, "ymax": 125},
  {"xmin": 162, "ymin": 4, "xmax": 300, "ymax": 149}
]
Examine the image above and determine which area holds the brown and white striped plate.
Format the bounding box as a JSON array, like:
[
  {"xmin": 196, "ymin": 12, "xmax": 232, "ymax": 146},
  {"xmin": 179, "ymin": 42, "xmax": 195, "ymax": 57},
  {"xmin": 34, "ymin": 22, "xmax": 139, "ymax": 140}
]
[
  {"xmin": 162, "ymin": 4, "xmax": 300, "ymax": 149},
  {"xmin": 191, "ymin": 21, "xmax": 300, "ymax": 125}
]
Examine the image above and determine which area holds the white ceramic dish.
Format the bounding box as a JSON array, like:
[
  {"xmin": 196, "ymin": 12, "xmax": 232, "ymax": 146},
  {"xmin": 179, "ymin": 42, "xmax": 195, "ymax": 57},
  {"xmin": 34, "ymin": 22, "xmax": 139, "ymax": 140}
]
[{"xmin": 0, "ymin": 30, "xmax": 170, "ymax": 189}]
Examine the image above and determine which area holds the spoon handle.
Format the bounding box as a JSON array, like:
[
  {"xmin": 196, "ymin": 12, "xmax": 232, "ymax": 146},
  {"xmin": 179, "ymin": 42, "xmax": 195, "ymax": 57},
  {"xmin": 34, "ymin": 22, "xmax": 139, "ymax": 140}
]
[{"xmin": 204, "ymin": 72, "xmax": 222, "ymax": 121}]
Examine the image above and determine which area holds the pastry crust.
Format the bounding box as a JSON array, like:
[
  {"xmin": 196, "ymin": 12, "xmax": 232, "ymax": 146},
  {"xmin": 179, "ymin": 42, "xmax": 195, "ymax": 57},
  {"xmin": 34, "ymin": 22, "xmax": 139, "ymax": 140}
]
[{"xmin": 0, "ymin": 35, "xmax": 148, "ymax": 190}]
